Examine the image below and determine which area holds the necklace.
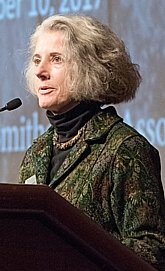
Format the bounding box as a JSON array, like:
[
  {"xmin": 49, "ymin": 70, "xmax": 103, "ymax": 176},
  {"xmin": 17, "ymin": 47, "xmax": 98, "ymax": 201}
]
[{"xmin": 53, "ymin": 125, "xmax": 85, "ymax": 150}]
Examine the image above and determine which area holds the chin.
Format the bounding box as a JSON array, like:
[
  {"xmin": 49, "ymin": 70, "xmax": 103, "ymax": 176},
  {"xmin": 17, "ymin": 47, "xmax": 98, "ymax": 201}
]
[
  {"xmin": 39, "ymin": 103, "xmax": 57, "ymax": 112},
  {"xmin": 38, "ymin": 99, "xmax": 51, "ymax": 108},
  {"xmin": 39, "ymin": 103, "xmax": 50, "ymax": 110}
]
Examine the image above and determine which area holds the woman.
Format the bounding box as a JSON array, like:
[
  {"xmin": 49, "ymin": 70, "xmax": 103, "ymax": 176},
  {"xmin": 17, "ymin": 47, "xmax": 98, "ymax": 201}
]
[{"xmin": 19, "ymin": 15, "xmax": 165, "ymax": 269}]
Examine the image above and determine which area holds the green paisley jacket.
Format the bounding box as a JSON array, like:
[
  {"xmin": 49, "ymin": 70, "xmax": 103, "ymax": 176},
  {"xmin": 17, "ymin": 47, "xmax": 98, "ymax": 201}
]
[{"xmin": 19, "ymin": 107, "xmax": 165, "ymax": 270}]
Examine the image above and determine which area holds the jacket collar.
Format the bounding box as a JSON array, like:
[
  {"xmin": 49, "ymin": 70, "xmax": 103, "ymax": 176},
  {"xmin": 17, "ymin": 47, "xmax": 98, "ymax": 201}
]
[{"xmin": 84, "ymin": 106, "xmax": 122, "ymax": 141}]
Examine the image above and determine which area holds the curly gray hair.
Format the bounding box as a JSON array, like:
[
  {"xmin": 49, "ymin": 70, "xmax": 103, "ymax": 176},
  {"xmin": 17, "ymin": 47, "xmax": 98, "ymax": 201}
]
[{"xmin": 25, "ymin": 14, "xmax": 141, "ymax": 104}]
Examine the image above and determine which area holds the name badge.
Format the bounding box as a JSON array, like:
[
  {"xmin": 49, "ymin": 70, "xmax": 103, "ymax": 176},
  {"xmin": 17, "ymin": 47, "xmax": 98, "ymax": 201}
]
[{"xmin": 25, "ymin": 175, "xmax": 37, "ymax": 184}]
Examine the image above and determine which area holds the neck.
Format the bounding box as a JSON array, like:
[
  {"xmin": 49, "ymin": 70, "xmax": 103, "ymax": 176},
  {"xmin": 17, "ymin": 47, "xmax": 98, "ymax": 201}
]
[{"xmin": 51, "ymin": 101, "xmax": 79, "ymax": 115}]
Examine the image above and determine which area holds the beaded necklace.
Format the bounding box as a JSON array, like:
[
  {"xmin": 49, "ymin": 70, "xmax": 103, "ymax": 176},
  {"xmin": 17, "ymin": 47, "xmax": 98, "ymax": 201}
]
[{"xmin": 53, "ymin": 125, "xmax": 85, "ymax": 150}]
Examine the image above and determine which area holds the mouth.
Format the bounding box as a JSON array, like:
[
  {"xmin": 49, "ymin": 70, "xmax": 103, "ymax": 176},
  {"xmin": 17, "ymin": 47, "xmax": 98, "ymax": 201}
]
[{"xmin": 39, "ymin": 86, "xmax": 55, "ymax": 95}]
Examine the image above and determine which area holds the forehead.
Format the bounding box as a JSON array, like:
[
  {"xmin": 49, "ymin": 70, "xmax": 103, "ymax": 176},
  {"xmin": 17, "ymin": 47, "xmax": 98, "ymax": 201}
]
[{"xmin": 34, "ymin": 30, "xmax": 66, "ymax": 54}]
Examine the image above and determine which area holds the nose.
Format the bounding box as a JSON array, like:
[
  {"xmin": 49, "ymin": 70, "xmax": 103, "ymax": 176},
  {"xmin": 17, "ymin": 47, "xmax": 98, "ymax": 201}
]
[{"xmin": 35, "ymin": 62, "xmax": 50, "ymax": 80}]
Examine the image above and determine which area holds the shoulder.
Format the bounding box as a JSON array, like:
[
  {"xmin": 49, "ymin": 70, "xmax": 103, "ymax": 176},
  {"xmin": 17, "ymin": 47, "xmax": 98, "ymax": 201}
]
[
  {"xmin": 33, "ymin": 125, "xmax": 54, "ymax": 144},
  {"xmin": 109, "ymin": 120, "xmax": 160, "ymax": 165},
  {"xmin": 100, "ymin": 108, "xmax": 156, "ymax": 151},
  {"xmin": 24, "ymin": 125, "xmax": 54, "ymax": 158},
  {"xmin": 94, "ymin": 108, "xmax": 160, "ymax": 170},
  {"xmin": 114, "ymin": 121, "xmax": 159, "ymax": 157},
  {"xmin": 111, "ymin": 122, "xmax": 161, "ymax": 184}
]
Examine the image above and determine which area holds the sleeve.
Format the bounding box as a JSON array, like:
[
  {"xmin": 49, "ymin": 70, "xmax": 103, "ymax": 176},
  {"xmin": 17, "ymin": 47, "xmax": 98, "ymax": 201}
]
[
  {"xmin": 111, "ymin": 135, "xmax": 165, "ymax": 270},
  {"xmin": 19, "ymin": 146, "xmax": 35, "ymax": 183}
]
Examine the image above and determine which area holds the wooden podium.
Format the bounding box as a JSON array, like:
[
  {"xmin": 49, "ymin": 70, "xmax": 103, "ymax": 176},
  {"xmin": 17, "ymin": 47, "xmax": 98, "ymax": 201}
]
[{"xmin": 0, "ymin": 184, "xmax": 156, "ymax": 271}]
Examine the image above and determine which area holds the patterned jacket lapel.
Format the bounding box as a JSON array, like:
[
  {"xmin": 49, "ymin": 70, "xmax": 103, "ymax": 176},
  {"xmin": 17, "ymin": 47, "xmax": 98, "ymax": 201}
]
[{"xmin": 32, "ymin": 127, "xmax": 54, "ymax": 183}]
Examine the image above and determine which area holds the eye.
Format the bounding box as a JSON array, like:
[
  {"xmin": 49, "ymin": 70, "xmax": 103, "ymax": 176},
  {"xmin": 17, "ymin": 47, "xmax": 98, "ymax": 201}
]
[
  {"xmin": 51, "ymin": 54, "xmax": 63, "ymax": 64},
  {"xmin": 32, "ymin": 56, "xmax": 41, "ymax": 66}
]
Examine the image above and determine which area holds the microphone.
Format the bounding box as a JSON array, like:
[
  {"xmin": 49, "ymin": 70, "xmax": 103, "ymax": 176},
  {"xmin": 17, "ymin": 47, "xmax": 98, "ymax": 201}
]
[{"xmin": 0, "ymin": 98, "xmax": 22, "ymax": 112}]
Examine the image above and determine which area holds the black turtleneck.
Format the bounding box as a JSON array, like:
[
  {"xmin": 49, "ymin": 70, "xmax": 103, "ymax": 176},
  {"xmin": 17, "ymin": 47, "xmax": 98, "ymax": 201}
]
[{"xmin": 46, "ymin": 101, "xmax": 102, "ymax": 183}]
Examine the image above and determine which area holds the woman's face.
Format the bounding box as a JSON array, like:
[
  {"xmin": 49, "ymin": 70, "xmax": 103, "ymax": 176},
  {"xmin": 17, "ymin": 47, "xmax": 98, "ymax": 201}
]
[{"xmin": 32, "ymin": 30, "xmax": 75, "ymax": 113}]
